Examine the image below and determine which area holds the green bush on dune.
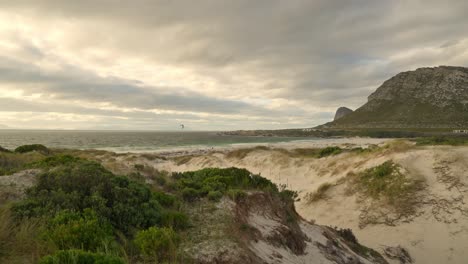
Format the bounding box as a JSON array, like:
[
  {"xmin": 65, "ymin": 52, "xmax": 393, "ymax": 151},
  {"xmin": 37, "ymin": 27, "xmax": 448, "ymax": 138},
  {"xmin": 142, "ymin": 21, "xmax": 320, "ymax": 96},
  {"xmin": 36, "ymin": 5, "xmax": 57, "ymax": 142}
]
[
  {"xmin": 15, "ymin": 144, "xmax": 50, "ymax": 154},
  {"xmin": 1, "ymin": 148, "xmax": 300, "ymax": 263},
  {"xmin": 318, "ymin": 146, "xmax": 342, "ymax": 158},
  {"xmin": 43, "ymin": 209, "xmax": 115, "ymax": 251},
  {"xmin": 134, "ymin": 226, "xmax": 180, "ymax": 262},
  {"xmin": 13, "ymin": 159, "xmax": 176, "ymax": 234},
  {"xmin": 39, "ymin": 250, "xmax": 125, "ymax": 264},
  {"xmin": 174, "ymin": 167, "xmax": 278, "ymax": 202}
]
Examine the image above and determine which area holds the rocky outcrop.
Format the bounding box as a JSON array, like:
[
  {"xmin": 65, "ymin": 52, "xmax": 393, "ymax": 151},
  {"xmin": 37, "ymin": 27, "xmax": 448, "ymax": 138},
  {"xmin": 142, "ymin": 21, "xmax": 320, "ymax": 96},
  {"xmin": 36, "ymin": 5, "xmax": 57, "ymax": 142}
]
[
  {"xmin": 324, "ymin": 66, "xmax": 468, "ymax": 129},
  {"xmin": 334, "ymin": 107, "xmax": 354, "ymax": 121}
]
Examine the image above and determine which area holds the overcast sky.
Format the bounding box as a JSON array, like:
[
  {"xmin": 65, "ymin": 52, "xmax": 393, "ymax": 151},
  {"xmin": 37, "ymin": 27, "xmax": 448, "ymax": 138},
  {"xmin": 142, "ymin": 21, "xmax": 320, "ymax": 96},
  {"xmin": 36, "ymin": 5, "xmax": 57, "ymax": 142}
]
[{"xmin": 0, "ymin": 1, "xmax": 467, "ymax": 130}]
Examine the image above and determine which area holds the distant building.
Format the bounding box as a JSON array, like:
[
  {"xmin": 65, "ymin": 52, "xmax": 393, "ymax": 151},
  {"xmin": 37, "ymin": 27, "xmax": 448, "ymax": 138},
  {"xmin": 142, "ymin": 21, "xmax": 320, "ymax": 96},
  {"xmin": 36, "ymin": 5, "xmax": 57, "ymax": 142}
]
[{"xmin": 453, "ymin": 129, "xmax": 468, "ymax": 134}]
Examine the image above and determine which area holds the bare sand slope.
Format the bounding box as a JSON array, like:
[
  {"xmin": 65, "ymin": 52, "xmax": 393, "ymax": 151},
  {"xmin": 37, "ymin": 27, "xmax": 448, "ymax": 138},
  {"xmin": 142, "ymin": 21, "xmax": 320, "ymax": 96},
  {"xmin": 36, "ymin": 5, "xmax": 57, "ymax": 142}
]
[{"xmin": 126, "ymin": 139, "xmax": 468, "ymax": 264}]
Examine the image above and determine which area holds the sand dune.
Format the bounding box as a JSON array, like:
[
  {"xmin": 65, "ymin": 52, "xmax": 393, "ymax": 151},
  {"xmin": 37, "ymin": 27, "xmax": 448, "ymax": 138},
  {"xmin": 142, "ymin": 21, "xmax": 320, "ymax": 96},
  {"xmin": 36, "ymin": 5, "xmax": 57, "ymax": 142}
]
[{"xmin": 114, "ymin": 138, "xmax": 468, "ymax": 264}]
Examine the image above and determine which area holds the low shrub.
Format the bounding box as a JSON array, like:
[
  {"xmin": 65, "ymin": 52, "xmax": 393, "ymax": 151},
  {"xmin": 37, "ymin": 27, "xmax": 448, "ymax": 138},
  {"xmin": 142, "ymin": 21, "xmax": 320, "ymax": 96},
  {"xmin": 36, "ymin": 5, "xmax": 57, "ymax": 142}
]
[
  {"xmin": 181, "ymin": 187, "xmax": 199, "ymax": 202},
  {"xmin": 226, "ymin": 189, "xmax": 247, "ymax": 201},
  {"xmin": 152, "ymin": 192, "xmax": 177, "ymax": 208},
  {"xmin": 32, "ymin": 155, "xmax": 82, "ymax": 168},
  {"xmin": 43, "ymin": 209, "xmax": 114, "ymax": 251},
  {"xmin": 15, "ymin": 144, "xmax": 49, "ymax": 154},
  {"xmin": 12, "ymin": 159, "xmax": 186, "ymax": 234},
  {"xmin": 318, "ymin": 146, "xmax": 342, "ymax": 158},
  {"xmin": 174, "ymin": 168, "xmax": 277, "ymax": 202},
  {"xmin": 160, "ymin": 211, "xmax": 190, "ymax": 230},
  {"xmin": 134, "ymin": 227, "xmax": 180, "ymax": 262},
  {"xmin": 207, "ymin": 190, "xmax": 223, "ymax": 201},
  {"xmin": 39, "ymin": 250, "xmax": 125, "ymax": 264}
]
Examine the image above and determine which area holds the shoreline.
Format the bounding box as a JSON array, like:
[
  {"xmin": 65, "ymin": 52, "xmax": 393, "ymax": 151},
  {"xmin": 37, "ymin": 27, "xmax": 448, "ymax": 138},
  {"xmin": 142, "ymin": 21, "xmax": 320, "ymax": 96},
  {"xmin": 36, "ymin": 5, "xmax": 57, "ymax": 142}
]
[{"xmin": 93, "ymin": 137, "xmax": 392, "ymax": 156}]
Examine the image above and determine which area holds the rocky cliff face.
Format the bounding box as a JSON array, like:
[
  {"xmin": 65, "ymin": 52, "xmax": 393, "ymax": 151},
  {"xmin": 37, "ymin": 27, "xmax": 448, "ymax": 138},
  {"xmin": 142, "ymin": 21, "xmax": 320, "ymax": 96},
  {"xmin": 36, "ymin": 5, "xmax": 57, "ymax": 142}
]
[
  {"xmin": 334, "ymin": 107, "xmax": 354, "ymax": 121},
  {"xmin": 325, "ymin": 66, "xmax": 468, "ymax": 129}
]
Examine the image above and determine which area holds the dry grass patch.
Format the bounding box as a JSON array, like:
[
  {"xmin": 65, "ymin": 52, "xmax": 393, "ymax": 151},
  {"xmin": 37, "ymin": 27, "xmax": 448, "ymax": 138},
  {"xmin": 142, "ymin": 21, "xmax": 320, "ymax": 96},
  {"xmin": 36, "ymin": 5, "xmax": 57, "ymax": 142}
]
[
  {"xmin": 305, "ymin": 183, "xmax": 333, "ymax": 204},
  {"xmin": 348, "ymin": 161, "xmax": 426, "ymax": 227},
  {"xmin": 225, "ymin": 146, "xmax": 269, "ymax": 160},
  {"xmin": 172, "ymin": 155, "xmax": 194, "ymax": 166}
]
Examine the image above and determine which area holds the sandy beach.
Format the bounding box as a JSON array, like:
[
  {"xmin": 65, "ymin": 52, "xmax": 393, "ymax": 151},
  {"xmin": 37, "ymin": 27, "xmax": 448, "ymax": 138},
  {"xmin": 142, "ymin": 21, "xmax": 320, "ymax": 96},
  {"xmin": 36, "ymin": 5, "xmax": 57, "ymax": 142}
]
[{"xmin": 93, "ymin": 137, "xmax": 468, "ymax": 264}]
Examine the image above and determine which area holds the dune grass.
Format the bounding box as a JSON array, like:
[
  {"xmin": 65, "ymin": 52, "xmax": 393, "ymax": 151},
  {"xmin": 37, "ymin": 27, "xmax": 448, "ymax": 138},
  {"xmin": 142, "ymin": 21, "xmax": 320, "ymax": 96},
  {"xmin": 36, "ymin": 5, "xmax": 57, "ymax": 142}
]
[
  {"xmin": 225, "ymin": 146, "xmax": 270, "ymax": 159},
  {"xmin": 352, "ymin": 161, "xmax": 425, "ymax": 213},
  {"xmin": 305, "ymin": 183, "xmax": 333, "ymax": 204}
]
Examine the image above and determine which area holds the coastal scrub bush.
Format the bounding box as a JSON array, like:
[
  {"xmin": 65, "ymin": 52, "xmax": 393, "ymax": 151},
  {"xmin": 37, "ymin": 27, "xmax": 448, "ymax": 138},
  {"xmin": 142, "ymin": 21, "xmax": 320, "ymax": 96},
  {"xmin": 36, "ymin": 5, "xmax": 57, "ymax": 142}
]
[
  {"xmin": 226, "ymin": 189, "xmax": 247, "ymax": 201},
  {"xmin": 152, "ymin": 191, "xmax": 177, "ymax": 208},
  {"xmin": 39, "ymin": 250, "xmax": 125, "ymax": 264},
  {"xmin": 207, "ymin": 190, "xmax": 223, "ymax": 201},
  {"xmin": 15, "ymin": 144, "xmax": 49, "ymax": 154},
  {"xmin": 173, "ymin": 167, "xmax": 278, "ymax": 201},
  {"xmin": 318, "ymin": 146, "xmax": 342, "ymax": 158},
  {"xmin": 181, "ymin": 187, "xmax": 199, "ymax": 202},
  {"xmin": 134, "ymin": 227, "xmax": 180, "ymax": 262},
  {"xmin": 31, "ymin": 155, "xmax": 82, "ymax": 168},
  {"xmin": 12, "ymin": 159, "xmax": 187, "ymax": 234},
  {"xmin": 160, "ymin": 210, "xmax": 189, "ymax": 230},
  {"xmin": 43, "ymin": 209, "xmax": 114, "ymax": 251}
]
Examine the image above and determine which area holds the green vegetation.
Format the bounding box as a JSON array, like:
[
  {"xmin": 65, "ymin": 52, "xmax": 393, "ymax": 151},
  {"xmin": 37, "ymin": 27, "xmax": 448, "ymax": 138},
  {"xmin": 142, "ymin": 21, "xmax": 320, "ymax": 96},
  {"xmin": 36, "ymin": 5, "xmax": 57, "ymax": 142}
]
[
  {"xmin": 415, "ymin": 136, "xmax": 468, "ymax": 146},
  {"xmin": 134, "ymin": 227, "xmax": 179, "ymax": 262},
  {"xmin": 352, "ymin": 161, "xmax": 425, "ymax": 211},
  {"xmin": 43, "ymin": 209, "xmax": 115, "ymax": 252},
  {"xmin": 39, "ymin": 250, "xmax": 125, "ymax": 264},
  {"xmin": 281, "ymin": 146, "xmax": 343, "ymax": 159},
  {"xmin": 15, "ymin": 144, "xmax": 50, "ymax": 154},
  {"xmin": 0, "ymin": 147, "xmax": 301, "ymax": 263},
  {"xmin": 13, "ymin": 159, "xmax": 181, "ymax": 234},
  {"xmin": 173, "ymin": 167, "xmax": 278, "ymax": 202},
  {"xmin": 0, "ymin": 151, "xmax": 46, "ymax": 176},
  {"xmin": 318, "ymin": 146, "xmax": 342, "ymax": 158},
  {"xmin": 1, "ymin": 153, "xmax": 190, "ymax": 263}
]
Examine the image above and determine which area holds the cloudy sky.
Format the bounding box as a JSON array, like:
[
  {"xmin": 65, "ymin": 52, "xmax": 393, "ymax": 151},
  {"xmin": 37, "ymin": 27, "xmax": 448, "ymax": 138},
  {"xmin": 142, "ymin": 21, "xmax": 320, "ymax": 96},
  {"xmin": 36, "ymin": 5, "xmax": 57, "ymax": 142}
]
[{"xmin": 0, "ymin": 1, "xmax": 467, "ymax": 130}]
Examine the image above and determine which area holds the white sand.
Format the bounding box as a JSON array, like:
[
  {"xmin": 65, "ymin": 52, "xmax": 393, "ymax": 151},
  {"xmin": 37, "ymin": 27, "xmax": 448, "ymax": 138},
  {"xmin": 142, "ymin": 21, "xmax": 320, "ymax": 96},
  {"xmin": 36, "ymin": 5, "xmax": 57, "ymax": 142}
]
[{"xmin": 117, "ymin": 138, "xmax": 468, "ymax": 264}]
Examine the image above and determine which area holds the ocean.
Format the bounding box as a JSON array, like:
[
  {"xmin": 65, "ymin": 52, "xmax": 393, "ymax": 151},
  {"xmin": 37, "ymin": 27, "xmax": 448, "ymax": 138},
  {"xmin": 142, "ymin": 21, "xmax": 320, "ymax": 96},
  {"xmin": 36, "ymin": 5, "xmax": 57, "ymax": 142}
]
[{"xmin": 0, "ymin": 130, "xmax": 318, "ymax": 153}]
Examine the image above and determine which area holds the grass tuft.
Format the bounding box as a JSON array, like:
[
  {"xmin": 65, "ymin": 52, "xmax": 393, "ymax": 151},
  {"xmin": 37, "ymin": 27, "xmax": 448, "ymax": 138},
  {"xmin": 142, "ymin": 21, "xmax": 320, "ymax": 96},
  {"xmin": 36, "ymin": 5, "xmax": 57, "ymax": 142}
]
[
  {"xmin": 305, "ymin": 183, "xmax": 333, "ymax": 203},
  {"xmin": 352, "ymin": 161, "xmax": 425, "ymax": 212}
]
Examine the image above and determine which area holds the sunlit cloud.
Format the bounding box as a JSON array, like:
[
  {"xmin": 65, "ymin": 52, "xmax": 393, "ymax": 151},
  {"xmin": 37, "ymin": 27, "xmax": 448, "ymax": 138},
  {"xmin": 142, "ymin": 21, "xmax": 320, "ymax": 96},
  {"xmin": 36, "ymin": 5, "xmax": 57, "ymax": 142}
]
[{"xmin": 0, "ymin": 1, "xmax": 467, "ymax": 130}]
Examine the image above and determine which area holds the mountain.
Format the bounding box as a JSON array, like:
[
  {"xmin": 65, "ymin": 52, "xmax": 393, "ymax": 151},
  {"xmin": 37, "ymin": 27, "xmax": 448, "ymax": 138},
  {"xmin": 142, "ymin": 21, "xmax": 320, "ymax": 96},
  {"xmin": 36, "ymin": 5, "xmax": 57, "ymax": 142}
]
[
  {"xmin": 334, "ymin": 107, "xmax": 353, "ymax": 121},
  {"xmin": 324, "ymin": 66, "xmax": 468, "ymax": 129}
]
